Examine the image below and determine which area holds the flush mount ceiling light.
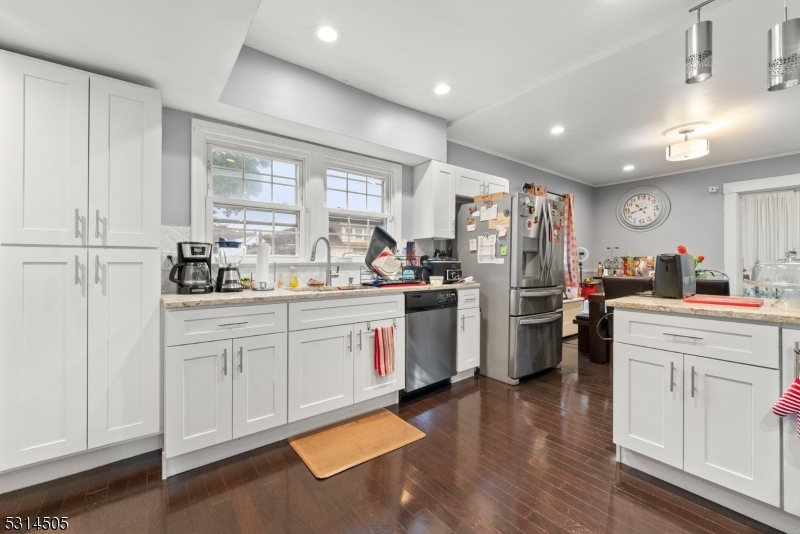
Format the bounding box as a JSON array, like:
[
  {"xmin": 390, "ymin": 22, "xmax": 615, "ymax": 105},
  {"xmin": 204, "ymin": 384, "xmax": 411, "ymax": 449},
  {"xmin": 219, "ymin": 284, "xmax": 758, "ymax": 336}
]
[
  {"xmin": 550, "ymin": 126, "xmax": 565, "ymax": 134},
  {"xmin": 316, "ymin": 25, "xmax": 341, "ymax": 43},
  {"xmin": 623, "ymin": 165, "xmax": 635, "ymax": 171},
  {"xmin": 663, "ymin": 122, "xmax": 711, "ymax": 161},
  {"xmin": 686, "ymin": 0, "xmax": 715, "ymax": 84},
  {"xmin": 768, "ymin": 0, "xmax": 800, "ymax": 91},
  {"xmin": 433, "ymin": 84, "xmax": 453, "ymax": 95}
]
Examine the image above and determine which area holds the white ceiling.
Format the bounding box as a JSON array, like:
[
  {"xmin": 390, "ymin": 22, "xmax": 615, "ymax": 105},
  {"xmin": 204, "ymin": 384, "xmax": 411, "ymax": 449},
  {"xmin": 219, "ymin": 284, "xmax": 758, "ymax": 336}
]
[{"xmin": 246, "ymin": 0, "xmax": 800, "ymax": 185}]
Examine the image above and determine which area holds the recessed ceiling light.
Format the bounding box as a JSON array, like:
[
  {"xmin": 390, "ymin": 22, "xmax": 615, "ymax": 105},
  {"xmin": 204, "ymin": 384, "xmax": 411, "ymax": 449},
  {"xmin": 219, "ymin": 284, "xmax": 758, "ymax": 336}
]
[
  {"xmin": 316, "ymin": 25, "xmax": 341, "ymax": 43},
  {"xmin": 434, "ymin": 84, "xmax": 453, "ymax": 95},
  {"xmin": 623, "ymin": 165, "xmax": 635, "ymax": 171},
  {"xmin": 550, "ymin": 126, "xmax": 565, "ymax": 134}
]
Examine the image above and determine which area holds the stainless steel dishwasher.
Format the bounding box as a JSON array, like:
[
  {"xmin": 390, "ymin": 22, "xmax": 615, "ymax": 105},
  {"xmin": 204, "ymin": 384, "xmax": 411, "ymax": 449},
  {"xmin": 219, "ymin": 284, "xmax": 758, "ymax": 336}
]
[{"xmin": 403, "ymin": 289, "xmax": 458, "ymax": 394}]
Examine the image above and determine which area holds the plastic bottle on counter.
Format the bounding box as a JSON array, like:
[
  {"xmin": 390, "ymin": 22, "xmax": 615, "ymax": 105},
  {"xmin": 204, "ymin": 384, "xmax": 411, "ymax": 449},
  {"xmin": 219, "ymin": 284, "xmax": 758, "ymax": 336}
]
[
  {"xmin": 289, "ymin": 267, "xmax": 299, "ymax": 288},
  {"xmin": 277, "ymin": 273, "xmax": 285, "ymax": 289}
]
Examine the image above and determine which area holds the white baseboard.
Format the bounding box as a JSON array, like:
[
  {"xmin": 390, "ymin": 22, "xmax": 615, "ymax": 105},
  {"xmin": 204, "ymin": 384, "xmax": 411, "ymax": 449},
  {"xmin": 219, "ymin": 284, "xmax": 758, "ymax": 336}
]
[
  {"xmin": 619, "ymin": 447, "xmax": 800, "ymax": 534},
  {"xmin": 450, "ymin": 369, "xmax": 476, "ymax": 383},
  {"xmin": 163, "ymin": 392, "xmax": 399, "ymax": 479},
  {"xmin": 0, "ymin": 434, "xmax": 162, "ymax": 495}
]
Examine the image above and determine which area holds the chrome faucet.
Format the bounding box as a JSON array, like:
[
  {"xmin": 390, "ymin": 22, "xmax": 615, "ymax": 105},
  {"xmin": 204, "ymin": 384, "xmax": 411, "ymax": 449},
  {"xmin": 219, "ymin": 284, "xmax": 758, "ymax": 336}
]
[{"xmin": 310, "ymin": 236, "xmax": 340, "ymax": 286}]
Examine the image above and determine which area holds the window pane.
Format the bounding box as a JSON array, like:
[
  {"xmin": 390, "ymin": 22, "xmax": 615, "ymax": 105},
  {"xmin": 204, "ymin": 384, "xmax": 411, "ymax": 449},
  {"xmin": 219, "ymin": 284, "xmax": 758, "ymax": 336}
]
[
  {"xmin": 349, "ymin": 180, "xmax": 366, "ymax": 194},
  {"xmin": 349, "ymin": 174, "xmax": 366, "ymax": 182},
  {"xmin": 367, "ymin": 182, "xmax": 382, "ymax": 196},
  {"xmin": 212, "ymin": 149, "xmax": 242, "ymax": 170},
  {"xmin": 212, "ymin": 175, "xmax": 243, "ymax": 199},
  {"xmin": 273, "ymin": 184, "xmax": 296, "ymax": 204},
  {"xmin": 274, "ymin": 177, "xmax": 295, "ymax": 186},
  {"xmin": 213, "ymin": 205, "xmax": 244, "ymax": 221},
  {"xmin": 274, "ymin": 212, "xmax": 297, "ymax": 225},
  {"xmin": 244, "ymin": 155, "xmax": 271, "ymax": 175},
  {"xmin": 328, "ymin": 169, "xmax": 346, "ymax": 178},
  {"xmin": 243, "ymin": 231, "xmax": 261, "ymax": 254},
  {"xmin": 367, "ymin": 196, "xmax": 382, "ymax": 213},
  {"xmin": 273, "ymin": 232, "xmax": 297, "ymax": 256},
  {"xmin": 246, "ymin": 209, "xmax": 273, "ymax": 223},
  {"xmin": 212, "ymin": 227, "xmax": 244, "ymax": 244},
  {"xmin": 244, "ymin": 180, "xmax": 272, "ymax": 202},
  {"xmin": 273, "ymin": 161, "xmax": 297, "ymax": 178},
  {"xmin": 348, "ymin": 193, "xmax": 366, "ymax": 211},
  {"xmin": 327, "ymin": 190, "xmax": 347, "ymax": 209},
  {"xmin": 244, "ymin": 172, "xmax": 270, "ymax": 183},
  {"xmin": 327, "ymin": 176, "xmax": 347, "ymax": 191}
]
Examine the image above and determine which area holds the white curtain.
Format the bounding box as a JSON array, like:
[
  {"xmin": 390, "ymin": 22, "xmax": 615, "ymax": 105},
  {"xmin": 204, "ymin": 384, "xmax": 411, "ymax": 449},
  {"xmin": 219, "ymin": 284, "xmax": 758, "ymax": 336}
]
[{"xmin": 739, "ymin": 190, "xmax": 800, "ymax": 280}]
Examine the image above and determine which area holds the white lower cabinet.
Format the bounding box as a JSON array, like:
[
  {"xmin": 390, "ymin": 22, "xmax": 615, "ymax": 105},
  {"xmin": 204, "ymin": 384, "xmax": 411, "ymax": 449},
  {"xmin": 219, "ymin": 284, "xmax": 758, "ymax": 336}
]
[
  {"xmin": 457, "ymin": 308, "xmax": 480, "ymax": 373},
  {"xmin": 288, "ymin": 325, "xmax": 355, "ymax": 422},
  {"xmin": 232, "ymin": 334, "xmax": 288, "ymax": 439},
  {"xmin": 783, "ymin": 327, "xmax": 800, "ymax": 517},
  {"xmin": 165, "ymin": 340, "xmax": 233, "ymax": 457},
  {"xmin": 684, "ymin": 355, "xmax": 780, "ymax": 506},
  {"xmin": 614, "ymin": 344, "xmax": 684, "ymax": 469},
  {"xmin": 0, "ymin": 247, "xmax": 88, "ymax": 471},
  {"xmin": 354, "ymin": 319, "xmax": 406, "ymax": 404}
]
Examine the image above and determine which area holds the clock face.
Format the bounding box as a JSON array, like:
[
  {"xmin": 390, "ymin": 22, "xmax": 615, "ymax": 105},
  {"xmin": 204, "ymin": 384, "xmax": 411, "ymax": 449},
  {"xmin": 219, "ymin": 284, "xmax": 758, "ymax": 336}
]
[{"xmin": 616, "ymin": 188, "xmax": 670, "ymax": 232}]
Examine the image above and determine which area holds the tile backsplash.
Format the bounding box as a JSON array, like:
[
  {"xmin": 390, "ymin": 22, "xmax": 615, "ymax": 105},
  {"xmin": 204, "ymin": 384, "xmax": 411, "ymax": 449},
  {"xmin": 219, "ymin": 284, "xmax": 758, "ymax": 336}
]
[{"xmin": 159, "ymin": 225, "xmax": 364, "ymax": 294}]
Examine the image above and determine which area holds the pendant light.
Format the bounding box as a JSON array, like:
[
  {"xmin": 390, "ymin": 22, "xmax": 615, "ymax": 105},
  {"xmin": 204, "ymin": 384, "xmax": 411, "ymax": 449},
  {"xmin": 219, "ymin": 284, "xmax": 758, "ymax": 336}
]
[
  {"xmin": 663, "ymin": 123, "xmax": 711, "ymax": 161},
  {"xmin": 686, "ymin": 0, "xmax": 715, "ymax": 84},
  {"xmin": 768, "ymin": 0, "xmax": 800, "ymax": 91}
]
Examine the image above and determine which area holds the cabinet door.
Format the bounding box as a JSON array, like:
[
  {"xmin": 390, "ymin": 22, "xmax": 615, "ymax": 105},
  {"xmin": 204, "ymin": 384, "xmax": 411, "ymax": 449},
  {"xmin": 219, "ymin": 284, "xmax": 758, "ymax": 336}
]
[
  {"xmin": 232, "ymin": 333, "xmax": 288, "ymax": 439},
  {"xmin": 457, "ymin": 308, "xmax": 480, "ymax": 372},
  {"xmin": 454, "ymin": 168, "xmax": 485, "ymax": 198},
  {"xmin": 165, "ymin": 340, "xmax": 232, "ymax": 457},
  {"xmin": 684, "ymin": 355, "xmax": 781, "ymax": 506},
  {"xmin": 613, "ymin": 343, "xmax": 683, "ymax": 469},
  {"xmin": 288, "ymin": 325, "xmax": 354, "ymax": 422},
  {"xmin": 354, "ymin": 319, "xmax": 406, "ymax": 403},
  {"xmin": 485, "ymin": 175, "xmax": 509, "ymax": 194},
  {"xmin": 89, "ymin": 76, "xmax": 161, "ymax": 248},
  {"xmin": 783, "ymin": 328, "xmax": 800, "ymax": 517},
  {"xmin": 0, "ymin": 247, "xmax": 88, "ymax": 471},
  {"xmin": 87, "ymin": 249, "xmax": 160, "ymax": 449},
  {"xmin": 0, "ymin": 52, "xmax": 89, "ymax": 246},
  {"xmin": 432, "ymin": 164, "xmax": 456, "ymax": 239}
]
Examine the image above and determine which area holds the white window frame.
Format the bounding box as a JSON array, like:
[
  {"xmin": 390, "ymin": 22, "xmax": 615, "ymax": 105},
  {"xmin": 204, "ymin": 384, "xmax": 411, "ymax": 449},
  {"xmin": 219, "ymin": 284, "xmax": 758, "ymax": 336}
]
[{"xmin": 191, "ymin": 119, "xmax": 403, "ymax": 264}]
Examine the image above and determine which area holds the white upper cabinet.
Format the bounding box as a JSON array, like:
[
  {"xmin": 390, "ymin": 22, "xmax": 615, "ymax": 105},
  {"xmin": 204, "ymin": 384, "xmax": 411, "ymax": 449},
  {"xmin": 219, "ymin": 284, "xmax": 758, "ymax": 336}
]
[
  {"xmin": 454, "ymin": 168, "xmax": 485, "ymax": 198},
  {"xmin": 782, "ymin": 327, "xmax": 800, "ymax": 518},
  {"xmin": 353, "ymin": 319, "xmax": 406, "ymax": 404},
  {"xmin": 87, "ymin": 249, "xmax": 160, "ymax": 449},
  {"xmin": 89, "ymin": 76, "xmax": 161, "ymax": 248},
  {"xmin": 0, "ymin": 52, "xmax": 89, "ymax": 246},
  {"xmin": 0, "ymin": 246, "xmax": 88, "ymax": 471},
  {"xmin": 683, "ymin": 355, "xmax": 780, "ymax": 506},
  {"xmin": 485, "ymin": 175, "xmax": 509, "ymax": 194},
  {"xmin": 232, "ymin": 333, "xmax": 288, "ymax": 439},
  {"xmin": 413, "ymin": 161, "xmax": 456, "ymax": 240},
  {"xmin": 613, "ymin": 343, "xmax": 684, "ymax": 469}
]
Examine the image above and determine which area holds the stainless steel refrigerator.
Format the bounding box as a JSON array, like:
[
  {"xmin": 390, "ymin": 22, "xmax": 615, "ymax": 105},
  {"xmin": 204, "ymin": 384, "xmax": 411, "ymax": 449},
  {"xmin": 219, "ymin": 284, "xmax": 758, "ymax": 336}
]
[{"xmin": 456, "ymin": 192, "xmax": 564, "ymax": 385}]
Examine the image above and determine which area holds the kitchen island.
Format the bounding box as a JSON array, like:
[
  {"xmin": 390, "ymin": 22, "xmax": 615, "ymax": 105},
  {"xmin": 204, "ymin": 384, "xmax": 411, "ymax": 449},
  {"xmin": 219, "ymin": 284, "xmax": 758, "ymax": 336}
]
[
  {"xmin": 161, "ymin": 282, "xmax": 479, "ymax": 478},
  {"xmin": 606, "ymin": 295, "xmax": 800, "ymax": 533}
]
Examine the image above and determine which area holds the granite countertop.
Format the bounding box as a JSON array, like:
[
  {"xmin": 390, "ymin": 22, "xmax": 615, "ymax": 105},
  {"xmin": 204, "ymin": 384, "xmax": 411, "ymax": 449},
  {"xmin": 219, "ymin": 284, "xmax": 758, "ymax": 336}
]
[
  {"xmin": 162, "ymin": 282, "xmax": 481, "ymax": 309},
  {"xmin": 605, "ymin": 295, "xmax": 800, "ymax": 325}
]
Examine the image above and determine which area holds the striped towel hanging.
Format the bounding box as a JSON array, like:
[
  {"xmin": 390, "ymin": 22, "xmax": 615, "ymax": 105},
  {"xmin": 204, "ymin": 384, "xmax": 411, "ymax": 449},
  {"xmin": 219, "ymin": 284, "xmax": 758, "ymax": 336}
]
[{"xmin": 773, "ymin": 378, "xmax": 800, "ymax": 437}]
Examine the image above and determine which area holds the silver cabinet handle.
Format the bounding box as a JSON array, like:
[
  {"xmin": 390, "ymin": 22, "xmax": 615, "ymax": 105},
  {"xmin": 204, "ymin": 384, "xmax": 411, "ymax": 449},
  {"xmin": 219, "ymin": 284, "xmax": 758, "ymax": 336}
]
[
  {"xmin": 664, "ymin": 332, "xmax": 703, "ymax": 341},
  {"xmin": 519, "ymin": 313, "xmax": 561, "ymax": 326},
  {"xmin": 461, "ymin": 316, "xmax": 465, "ymax": 330},
  {"xmin": 670, "ymin": 361, "xmax": 674, "ymax": 393},
  {"xmin": 218, "ymin": 321, "xmax": 248, "ymax": 328},
  {"xmin": 690, "ymin": 366, "xmax": 695, "ymax": 398},
  {"xmin": 75, "ymin": 209, "xmax": 81, "ymax": 238},
  {"xmin": 464, "ymin": 297, "xmax": 477, "ymax": 303},
  {"xmin": 358, "ymin": 331, "xmax": 362, "ymax": 351},
  {"xmin": 520, "ymin": 289, "xmax": 562, "ymax": 298},
  {"xmin": 348, "ymin": 332, "xmax": 352, "ymax": 353},
  {"xmin": 238, "ymin": 347, "xmax": 243, "ymax": 373},
  {"xmin": 95, "ymin": 209, "xmax": 101, "ymax": 238},
  {"xmin": 795, "ymin": 341, "xmax": 800, "ymax": 380},
  {"xmin": 75, "ymin": 255, "xmax": 81, "ymax": 284},
  {"xmin": 94, "ymin": 255, "xmax": 101, "ymax": 284},
  {"xmin": 222, "ymin": 348, "xmax": 228, "ymax": 376}
]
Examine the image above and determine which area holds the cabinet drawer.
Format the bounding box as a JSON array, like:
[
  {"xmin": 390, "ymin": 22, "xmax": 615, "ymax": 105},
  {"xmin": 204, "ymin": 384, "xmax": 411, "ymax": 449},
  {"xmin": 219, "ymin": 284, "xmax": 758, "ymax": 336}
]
[
  {"xmin": 164, "ymin": 304, "xmax": 288, "ymax": 346},
  {"xmin": 614, "ymin": 310, "xmax": 779, "ymax": 369},
  {"xmin": 458, "ymin": 288, "xmax": 479, "ymax": 309},
  {"xmin": 288, "ymin": 294, "xmax": 404, "ymax": 331}
]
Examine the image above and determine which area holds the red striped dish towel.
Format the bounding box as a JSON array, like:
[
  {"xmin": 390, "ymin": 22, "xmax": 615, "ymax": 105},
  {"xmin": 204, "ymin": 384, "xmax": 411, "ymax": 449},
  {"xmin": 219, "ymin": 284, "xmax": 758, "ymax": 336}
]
[
  {"xmin": 773, "ymin": 379, "xmax": 800, "ymax": 437},
  {"xmin": 374, "ymin": 325, "xmax": 395, "ymax": 377}
]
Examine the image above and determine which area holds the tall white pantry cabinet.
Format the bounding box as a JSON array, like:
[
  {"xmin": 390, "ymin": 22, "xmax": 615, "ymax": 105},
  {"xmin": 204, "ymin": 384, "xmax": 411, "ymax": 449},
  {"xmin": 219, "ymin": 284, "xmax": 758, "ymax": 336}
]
[{"xmin": 0, "ymin": 50, "xmax": 161, "ymax": 472}]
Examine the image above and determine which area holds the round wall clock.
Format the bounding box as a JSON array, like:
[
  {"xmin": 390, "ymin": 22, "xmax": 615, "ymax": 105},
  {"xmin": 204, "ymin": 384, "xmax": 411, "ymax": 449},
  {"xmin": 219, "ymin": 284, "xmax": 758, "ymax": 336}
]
[{"xmin": 616, "ymin": 187, "xmax": 671, "ymax": 232}]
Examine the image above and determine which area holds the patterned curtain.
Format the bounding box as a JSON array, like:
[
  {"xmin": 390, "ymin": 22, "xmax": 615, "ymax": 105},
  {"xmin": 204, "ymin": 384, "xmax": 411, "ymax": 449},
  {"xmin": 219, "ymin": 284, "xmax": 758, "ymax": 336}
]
[{"xmin": 562, "ymin": 194, "xmax": 580, "ymax": 292}]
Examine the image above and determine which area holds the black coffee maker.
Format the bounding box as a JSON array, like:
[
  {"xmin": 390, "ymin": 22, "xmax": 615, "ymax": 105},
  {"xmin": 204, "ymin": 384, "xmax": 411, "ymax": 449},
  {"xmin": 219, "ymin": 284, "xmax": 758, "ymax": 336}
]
[{"xmin": 169, "ymin": 242, "xmax": 214, "ymax": 294}]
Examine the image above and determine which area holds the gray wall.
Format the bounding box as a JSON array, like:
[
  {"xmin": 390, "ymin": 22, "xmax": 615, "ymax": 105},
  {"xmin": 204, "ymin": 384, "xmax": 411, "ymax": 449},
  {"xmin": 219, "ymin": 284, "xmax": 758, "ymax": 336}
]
[
  {"xmin": 220, "ymin": 47, "xmax": 447, "ymax": 162},
  {"xmin": 447, "ymin": 142, "xmax": 596, "ymax": 257},
  {"xmin": 591, "ymin": 154, "xmax": 800, "ymax": 272},
  {"xmin": 161, "ymin": 107, "xmax": 416, "ymax": 237}
]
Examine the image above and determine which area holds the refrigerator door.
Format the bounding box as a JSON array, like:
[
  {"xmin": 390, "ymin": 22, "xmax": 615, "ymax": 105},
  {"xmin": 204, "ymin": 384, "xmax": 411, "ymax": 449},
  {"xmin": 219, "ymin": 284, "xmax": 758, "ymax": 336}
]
[
  {"xmin": 508, "ymin": 312, "xmax": 563, "ymax": 379},
  {"xmin": 510, "ymin": 195, "xmax": 565, "ymax": 288},
  {"xmin": 510, "ymin": 287, "xmax": 563, "ymax": 317}
]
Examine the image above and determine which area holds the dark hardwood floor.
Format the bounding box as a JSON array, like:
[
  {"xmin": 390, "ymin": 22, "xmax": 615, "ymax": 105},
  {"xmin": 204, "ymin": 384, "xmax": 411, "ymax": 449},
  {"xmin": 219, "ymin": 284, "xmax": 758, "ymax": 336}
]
[{"xmin": 0, "ymin": 339, "xmax": 782, "ymax": 533}]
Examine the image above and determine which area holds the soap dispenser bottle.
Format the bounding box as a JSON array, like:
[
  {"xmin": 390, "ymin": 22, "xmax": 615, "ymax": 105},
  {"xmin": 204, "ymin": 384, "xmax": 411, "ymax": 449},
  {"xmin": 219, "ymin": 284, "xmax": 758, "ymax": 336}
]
[{"xmin": 289, "ymin": 266, "xmax": 299, "ymax": 288}]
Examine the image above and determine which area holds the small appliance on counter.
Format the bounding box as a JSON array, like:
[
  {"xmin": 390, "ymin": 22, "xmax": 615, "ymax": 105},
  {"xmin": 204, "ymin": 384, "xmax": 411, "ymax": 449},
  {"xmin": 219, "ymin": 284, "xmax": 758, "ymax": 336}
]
[
  {"xmin": 653, "ymin": 253, "xmax": 696, "ymax": 299},
  {"xmin": 215, "ymin": 240, "xmax": 246, "ymax": 292},
  {"xmin": 421, "ymin": 251, "xmax": 462, "ymax": 284},
  {"xmin": 169, "ymin": 242, "xmax": 214, "ymax": 294}
]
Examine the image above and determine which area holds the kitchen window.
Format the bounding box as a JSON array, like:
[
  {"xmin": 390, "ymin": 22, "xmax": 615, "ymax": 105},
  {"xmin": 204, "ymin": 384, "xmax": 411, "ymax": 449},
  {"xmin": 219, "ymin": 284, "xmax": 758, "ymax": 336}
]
[{"xmin": 191, "ymin": 120, "xmax": 403, "ymax": 263}]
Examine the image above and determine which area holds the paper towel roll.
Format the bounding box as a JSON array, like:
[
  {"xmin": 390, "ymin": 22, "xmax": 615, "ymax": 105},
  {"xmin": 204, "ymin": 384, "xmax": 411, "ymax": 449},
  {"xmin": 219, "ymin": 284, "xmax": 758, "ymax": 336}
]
[{"xmin": 255, "ymin": 243, "xmax": 271, "ymax": 286}]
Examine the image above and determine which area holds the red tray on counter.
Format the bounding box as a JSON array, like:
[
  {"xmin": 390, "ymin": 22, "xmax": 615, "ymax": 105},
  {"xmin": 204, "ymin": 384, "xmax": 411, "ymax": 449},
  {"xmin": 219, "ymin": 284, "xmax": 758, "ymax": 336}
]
[{"xmin": 683, "ymin": 295, "xmax": 764, "ymax": 307}]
